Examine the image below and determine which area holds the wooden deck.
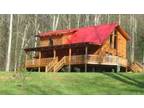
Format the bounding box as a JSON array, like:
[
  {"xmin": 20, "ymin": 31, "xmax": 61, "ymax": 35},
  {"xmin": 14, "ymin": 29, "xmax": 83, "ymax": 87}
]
[
  {"xmin": 25, "ymin": 54, "xmax": 128, "ymax": 68},
  {"xmin": 87, "ymin": 55, "xmax": 127, "ymax": 66},
  {"xmin": 25, "ymin": 58, "xmax": 54, "ymax": 67}
]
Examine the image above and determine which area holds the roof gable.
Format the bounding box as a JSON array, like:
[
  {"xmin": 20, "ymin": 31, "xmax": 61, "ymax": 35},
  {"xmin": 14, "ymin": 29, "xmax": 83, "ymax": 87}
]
[
  {"xmin": 38, "ymin": 23, "xmax": 129, "ymax": 45},
  {"xmin": 65, "ymin": 23, "xmax": 118, "ymax": 45},
  {"xmin": 38, "ymin": 29, "xmax": 77, "ymax": 37}
]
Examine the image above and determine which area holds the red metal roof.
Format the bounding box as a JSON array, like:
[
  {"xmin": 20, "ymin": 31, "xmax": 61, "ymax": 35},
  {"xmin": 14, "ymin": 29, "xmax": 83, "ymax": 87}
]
[
  {"xmin": 39, "ymin": 29, "xmax": 77, "ymax": 37},
  {"xmin": 65, "ymin": 23, "xmax": 118, "ymax": 45},
  {"xmin": 38, "ymin": 23, "xmax": 129, "ymax": 45}
]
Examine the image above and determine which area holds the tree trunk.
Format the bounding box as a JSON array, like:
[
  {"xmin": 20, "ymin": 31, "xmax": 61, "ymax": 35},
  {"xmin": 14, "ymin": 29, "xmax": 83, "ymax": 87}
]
[
  {"xmin": 130, "ymin": 15, "xmax": 136, "ymax": 63},
  {"xmin": 5, "ymin": 14, "xmax": 13, "ymax": 72},
  {"xmin": 52, "ymin": 15, "xmax": 59, "ymax": 30},
  {"xmin": 68, "ymin": 15, "xmax": 71, "ymax": 29},
  {"xmin": 85, "ymin": 15, "xmax": 89, "ymax": 26},
  {"xmin": 94, "ymin": 15, "xmax": 101, "ymax": 25},
  {"xmin": 142, "ymin": 46, "xmax": 144, "ymax": 72},
  {"xmin": 107, "ymin": 14, "xmax": 110, "ymax": 23},
  {"xmin": 14, "ymin": 15, "xmax": 20, "ymax": 72},
  {"xmin": 118, "ymin": 14, "xmax": 121, "ymax": 25},
  {"xmin": 77, "ymin": 15, "xmax": 81, "ymax": 28},
  {"xmin": 34, "ymin": 14, "xmax": 39, "ymax": 48},
  {"xmin": 18, "ymin": 23, "xmax": 30, "ymax": 68}
]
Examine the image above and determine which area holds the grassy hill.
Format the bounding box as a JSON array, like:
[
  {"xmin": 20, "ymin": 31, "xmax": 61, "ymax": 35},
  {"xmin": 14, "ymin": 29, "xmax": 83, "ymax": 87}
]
[{"xmin": 0, "ymin": 72, "xmax": 144, "ymax": 94}]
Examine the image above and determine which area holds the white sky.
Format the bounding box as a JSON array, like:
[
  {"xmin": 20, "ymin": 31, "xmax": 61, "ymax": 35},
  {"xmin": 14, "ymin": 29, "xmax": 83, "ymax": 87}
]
[{"xmin": 0, "ymin": 0, "xmax": 144, "ymax": 14}]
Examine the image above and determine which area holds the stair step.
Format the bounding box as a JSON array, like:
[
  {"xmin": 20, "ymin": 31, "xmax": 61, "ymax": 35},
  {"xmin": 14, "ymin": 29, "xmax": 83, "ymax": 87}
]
[{"xmin": 129, "ymin": 62, "xmax": 144, "ymax": 72}]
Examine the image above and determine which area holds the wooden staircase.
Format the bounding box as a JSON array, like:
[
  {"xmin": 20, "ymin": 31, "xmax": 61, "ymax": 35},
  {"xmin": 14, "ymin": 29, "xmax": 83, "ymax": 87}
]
[
  {"xmin": 129, "ymin": 62, "xmax": 144, "ymax": 72},
  {"xmin": 53, "ymin": 56, "xmax": 66, "ymax": 72},
  {"xmin": 45, "ymin": 58, "xmax": 58, "ymax": 72},
  {"xmin": 45, "ymin": 56, "xmax": 66, "ymax": 72}
]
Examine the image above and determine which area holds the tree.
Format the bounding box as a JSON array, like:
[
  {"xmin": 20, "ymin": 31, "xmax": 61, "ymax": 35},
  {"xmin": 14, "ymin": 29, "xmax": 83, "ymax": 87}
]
[
  {"xmin": 5, "ymin": 14, "xmax": 13, "ymax": 72},
  {"xmin": 14, "ymin": 15, "xmax": 20, "ymax": 71},
  {"xmin": 130, "ymin": 14, "xmax": 137, "ymax": 63},
  {"xmin": 52, "ymin": 14, "xmax": 60, "ymax": 30},
  {"xmin": 77, "ymin": 14, "xmax": 81, "ymax": 28},
  {"xmin": 0, "ymin": 14, "xmax": 144, "ymax": 71},
  {"xmin": 18, "ymin": 22, "xmax": 30, "ymax": 68}
]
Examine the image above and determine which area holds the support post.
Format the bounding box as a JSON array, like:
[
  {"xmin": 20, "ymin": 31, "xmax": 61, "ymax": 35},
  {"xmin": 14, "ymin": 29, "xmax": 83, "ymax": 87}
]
[
  {"xmin": 53, "ymin": 49, "xmax": 56, "ymax": 72},
  {"xmin": 54, "ymin": 49, "xmax": 56, "ymax": 59},
  {"xmin": 142, "ymin": 47, "xmax": 144, "ymax": 72},
  {"xmin": 25, "ymin": 52, "xmax": 28, "ymax": 70},
  {"xmin": 38, "ymin": 51, "xmax": 41, "ymax": 72},
  {"xmin": 115, "ymin": 33, "xmax": 120, "ymax": 72},
  {"xmin": 85, "ymin": 46, "xmax": 88, "ymax": 72},
  {"xmin": 125, "ymin": 67, "xmax": 128, "ymax": 72},
  {"xmin": 116, "ymin": 56, "xmax": 120, "ymax": 72},
  {"xmin": 45, "ymin": 66, "xmax": 47, "ymax": 72},
  {"xmin": 69, "ymin": 48, "xmax": 72, "ymax": 72}
]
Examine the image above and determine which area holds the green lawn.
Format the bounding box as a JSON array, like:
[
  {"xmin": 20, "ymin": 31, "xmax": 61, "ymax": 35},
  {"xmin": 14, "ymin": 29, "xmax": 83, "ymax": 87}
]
[{"xmin": 0, "ymin": 72, "xmax": 144, "ymax": 94}]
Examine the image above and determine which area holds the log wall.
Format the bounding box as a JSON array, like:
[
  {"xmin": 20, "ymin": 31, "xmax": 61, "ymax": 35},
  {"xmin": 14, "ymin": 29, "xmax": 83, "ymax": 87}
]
[
  {"xmin": 117, "ymin": 31, "xmax": 127, "ymax": 58},
  {"xmin": 39, "ymin": 29, "xmax": 127, "ymax": 58},
  {"xmin": 39, "ymin": 34, "xmax": 72, "ymax": 47},
  {"xmin": 93, "ymin": 30, "xmax": 127, "ymax": 58}
]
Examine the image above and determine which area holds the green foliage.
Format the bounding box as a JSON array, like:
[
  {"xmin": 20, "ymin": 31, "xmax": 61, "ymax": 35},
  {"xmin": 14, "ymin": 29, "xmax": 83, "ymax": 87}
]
[{"xmin": 0, "ymin": 72, "xmax": 144, "ymax": 94}]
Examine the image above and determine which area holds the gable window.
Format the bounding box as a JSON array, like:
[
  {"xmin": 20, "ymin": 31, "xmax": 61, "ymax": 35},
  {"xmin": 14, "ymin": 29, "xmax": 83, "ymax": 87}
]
[
  {"xmin": 109, "ymin": 35, "xmax": 113, "ymax": 48},
  {"xmin": 113, "ymin": 30, "xmax": 117, "ymax": 49},
  {"xmin": 109, "ymin": 30, "xmax": 117, "ymax": 49},
  {"xmin": 48, "ymin": 37, "xmax": 53, "ymax": 46}
]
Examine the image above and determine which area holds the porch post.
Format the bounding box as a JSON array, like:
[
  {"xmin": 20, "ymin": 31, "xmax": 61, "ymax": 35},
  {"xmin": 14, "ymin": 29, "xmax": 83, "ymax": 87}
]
[
  {"xmin": 85, "ymin": 46, "xmax": 88, "ymax": 72},
  {"xmin": 54, "ymin": 49, "xmax": 56, "ymax": 59},
  {"xmin": 116, "ymin": 56, "xmax": 120, "ymax": 72},
  {"xmin": 116, "ymin": 34, "xmax": 120, "ymax": 72},
  {"xmin": 142, "ymin": 47, "xmax": 144, "ymax": 72},
  {"xmin": 38, "ymin": 51, "xmax": 41, "ymax": 72},
  {"xmin": 69, "ymin": 48, "xmax": 72, "ymax": 72},
  {"xmin": 25, "ymin": 52, "xmax": 28, "ymax": 69}
]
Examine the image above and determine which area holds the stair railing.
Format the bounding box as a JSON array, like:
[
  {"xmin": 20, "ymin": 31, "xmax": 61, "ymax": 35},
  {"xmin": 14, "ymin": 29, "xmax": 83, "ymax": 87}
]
[
  {"xmin": 45, "ymin": 57, "xmax": 58, "ymax": 72},
  {"xmin": 53, "ymin": 56, "xmax": 66, "ymax": 72}
]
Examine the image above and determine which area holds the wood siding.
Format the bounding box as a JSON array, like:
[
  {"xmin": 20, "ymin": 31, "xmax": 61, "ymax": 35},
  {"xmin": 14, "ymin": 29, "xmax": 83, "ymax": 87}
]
[
  {"xmin": 117, "ymin": 31, "xmax": 127, "ymax": 58},
  {"xmin": 25, "ymin": 54, "xmax": 128, "ymax": 68},
  {"xmin": 39, "ymin": 34, "xmax": 72, "ymax": 47},
  {"xmin": 25, "ymin": 28, "xmax": 128, "ymax": 71},
  {"xmin": 40, "ymin": 36, "xmax": 63, "ymax": 47},
  {"xmin": 93, "ymin": 30, "xmax": 127, "ymax": 58}
]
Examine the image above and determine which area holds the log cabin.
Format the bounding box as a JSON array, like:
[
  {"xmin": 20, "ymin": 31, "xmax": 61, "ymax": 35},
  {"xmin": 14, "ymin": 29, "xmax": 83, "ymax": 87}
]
[{"xmin": 24, "ymin": 23, "xmax": 130, "ymax": 72}]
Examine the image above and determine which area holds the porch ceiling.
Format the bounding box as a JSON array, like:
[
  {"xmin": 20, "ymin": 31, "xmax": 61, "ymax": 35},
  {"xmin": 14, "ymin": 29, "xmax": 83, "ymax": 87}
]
[{"xmin": 24, "ymin": 42, "xmax": 100, "ymax": 52}]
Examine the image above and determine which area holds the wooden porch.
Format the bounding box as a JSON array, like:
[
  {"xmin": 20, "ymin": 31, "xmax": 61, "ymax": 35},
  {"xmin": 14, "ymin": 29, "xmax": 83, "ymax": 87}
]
[
  {"xmin": 25, "ymin": 54, "xmax": 128, "ymax": 72},
  {"xmin": 24, "ymin": 42, "xmax": 128, "ymax": 72}
]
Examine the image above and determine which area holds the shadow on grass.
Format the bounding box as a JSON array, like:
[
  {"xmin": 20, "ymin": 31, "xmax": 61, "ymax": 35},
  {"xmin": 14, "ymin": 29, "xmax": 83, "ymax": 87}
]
[
  {"xmin": 24, "ymin": 84, "xmax": 65, "ymax": 95},
  {"xmin": 0, "ymin": 90, "xmax": 14, "ymax": 95},
  {"xmin": 24, "ymin": 84, "xmax": 48, "ymax": 95},
  {"xmin": 103, "ymin": 73, "xmax": 144, "ymax": 88}
]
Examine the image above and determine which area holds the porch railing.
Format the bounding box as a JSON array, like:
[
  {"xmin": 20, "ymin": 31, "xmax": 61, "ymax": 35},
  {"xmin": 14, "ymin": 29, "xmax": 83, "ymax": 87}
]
[
  {"xmin": 25, "ymin": 54, "xmax": 128, "ymax": 68},
  {"xmin": 25, "ymin": 58, "xmax": 54, "ymax": 67}
]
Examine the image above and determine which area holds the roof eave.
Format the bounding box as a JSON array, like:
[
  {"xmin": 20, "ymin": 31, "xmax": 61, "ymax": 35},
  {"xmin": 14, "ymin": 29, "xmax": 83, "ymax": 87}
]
[{"xmin": 116, "ymin": 25, "xmax": 130, "ymax": 40}]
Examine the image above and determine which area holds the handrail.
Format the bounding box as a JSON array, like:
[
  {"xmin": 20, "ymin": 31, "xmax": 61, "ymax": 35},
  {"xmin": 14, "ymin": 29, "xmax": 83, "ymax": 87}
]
[
  {"xmin": 25, "ymin": 54, "xmax": 128, "ymax": 69},
  {"xmin": 25, "ymin": 58, "xmax": 53, "ymax": 67},
  {"xmin": 130, "ymin": 62, "xmax": 143, "ymax": 72},
  {"xmin": 54, "ymin": 57, "xmax": 66, "ymax": 72},
  {"xmin": 135, "ymin": 62, "xmax": 144, "ymax": 68},
  {"xmin": 46, "ymin": 57, "xmax": 58, "ymax": 72}
]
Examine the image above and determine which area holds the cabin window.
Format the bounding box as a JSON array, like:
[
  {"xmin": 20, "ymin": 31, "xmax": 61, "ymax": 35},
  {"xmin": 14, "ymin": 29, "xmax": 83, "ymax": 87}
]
[
  {"xmin": 114, "ymin": 30, "xmax": 117, "ymax": 49},
  {"xmin": 109, "ymin": 30, "xmax": 117, "ymax": 49},
  {"xmin": 109, "ymin": 35, "xmax": 113, "ymax": 48},
  {"xmin": 48, "ymin": 37, "xmax": 53, "ymax": 46}
]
